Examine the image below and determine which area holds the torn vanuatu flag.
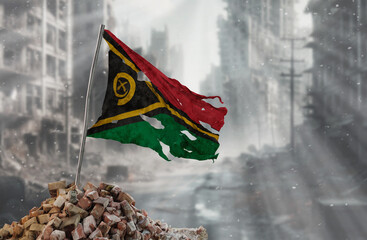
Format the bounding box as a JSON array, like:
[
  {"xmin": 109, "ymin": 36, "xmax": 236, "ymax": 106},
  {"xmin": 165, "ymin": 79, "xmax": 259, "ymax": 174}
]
[{"xmin": 87, "ymin": 29, "xmax": 228, "ymax": 161}]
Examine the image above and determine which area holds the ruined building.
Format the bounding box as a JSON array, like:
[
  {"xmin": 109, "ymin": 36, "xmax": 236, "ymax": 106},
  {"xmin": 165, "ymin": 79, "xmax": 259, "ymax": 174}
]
[
  {"xmin": 201, "ymin": 0, "xmax": 295, "ymax": 148},
  {"xmin": 0, "ymin": 0, "xmax": 74, "ymax": 166}
]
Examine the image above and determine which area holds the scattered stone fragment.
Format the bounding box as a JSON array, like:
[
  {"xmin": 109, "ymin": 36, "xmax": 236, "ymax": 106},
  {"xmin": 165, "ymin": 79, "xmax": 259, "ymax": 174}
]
[
  {"xmin": 116, "ymin": 192, "xmax": 135, "ymax": 206},
  {"xmin": 68, "ymin": 190, "xmax": 78, "ymax": 204}
]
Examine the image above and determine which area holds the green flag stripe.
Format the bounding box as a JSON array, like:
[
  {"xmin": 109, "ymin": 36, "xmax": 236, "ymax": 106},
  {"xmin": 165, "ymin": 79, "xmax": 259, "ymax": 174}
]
[{"xmin": 88, "ymin": 113, "xmax": 219, "ymax": 161}]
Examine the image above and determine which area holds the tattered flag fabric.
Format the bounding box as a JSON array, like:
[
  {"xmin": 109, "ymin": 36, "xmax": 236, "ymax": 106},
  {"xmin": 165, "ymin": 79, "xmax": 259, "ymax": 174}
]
[{"xmin": 87, "ymin": 29, "xmax": 228, "ymax": 161}]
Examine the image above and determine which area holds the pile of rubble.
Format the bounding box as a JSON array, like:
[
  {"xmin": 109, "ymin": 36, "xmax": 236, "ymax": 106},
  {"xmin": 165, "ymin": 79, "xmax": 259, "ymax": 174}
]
[{"xmin": 0, "ymin": 181, "xmax": 208, "ymax": 240}]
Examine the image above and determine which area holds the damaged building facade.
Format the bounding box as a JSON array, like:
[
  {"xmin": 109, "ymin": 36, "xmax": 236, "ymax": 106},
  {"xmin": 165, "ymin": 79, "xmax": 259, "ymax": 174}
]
[
  {"xmin": 0, "ymin": 0, "xmax": 75, "ymax": 167},
  {"xmin": 0, "ymin": 0, "xmax": 118, "ymax": 171},
  {"xmin": 201, "ymin": 0, "xmax": 296, "ymax": 149}
]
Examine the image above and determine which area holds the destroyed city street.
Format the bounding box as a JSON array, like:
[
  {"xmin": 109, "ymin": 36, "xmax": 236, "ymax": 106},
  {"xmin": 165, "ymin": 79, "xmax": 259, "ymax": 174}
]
[{"xmin": 2, "ymin": 0, "xmax": 367, "ymax": 239}]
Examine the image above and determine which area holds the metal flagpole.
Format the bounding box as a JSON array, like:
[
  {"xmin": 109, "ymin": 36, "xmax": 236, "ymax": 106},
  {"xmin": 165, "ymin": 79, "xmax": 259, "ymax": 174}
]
[{"xmin": 75, "ymin": 24, "xmax": 105, "ymax": 187}]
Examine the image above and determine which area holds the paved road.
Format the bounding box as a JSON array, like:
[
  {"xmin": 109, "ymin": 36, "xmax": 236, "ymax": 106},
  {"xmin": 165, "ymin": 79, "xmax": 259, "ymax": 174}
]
[{"xmin": 115, "ymin": 138, "xmax": 367, "ymax": 240}]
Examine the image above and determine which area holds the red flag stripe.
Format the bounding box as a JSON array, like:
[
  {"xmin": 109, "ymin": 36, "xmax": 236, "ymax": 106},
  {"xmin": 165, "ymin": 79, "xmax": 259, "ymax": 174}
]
[{"xmin": 104, "ymin": 30, "xmax": 228, "ymax": 131}]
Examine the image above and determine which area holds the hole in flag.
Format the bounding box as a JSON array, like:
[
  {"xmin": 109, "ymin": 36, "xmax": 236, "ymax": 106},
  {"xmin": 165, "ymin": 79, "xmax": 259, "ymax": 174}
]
[
  {"xmin": 199, "ymin": 121, "xmax": 220, "ymax": 134},
  {"xmin": 112, "ymin": 120, "xmax": 118, "ymax": 124},
  {"xmin": 181, "ymin": 130, "xmax": 197, "ymax": 141},
  {"xmin": 159, "ymin": 141, "xmax": 176, "ymax": 161},
  {"xmin": 137, "ymin": 72, "xmax": 148, "ymax": 81},
  {"xmin": 184, "ymin": 148, "xmax": 193, "ymax": 153},
  {"xmin": 203, "ymin": 98, "xmax": 224, "ymax": 108},
  {"xmin": 140, "ymin": 114, "xmax": 164, "ymax": 129}
]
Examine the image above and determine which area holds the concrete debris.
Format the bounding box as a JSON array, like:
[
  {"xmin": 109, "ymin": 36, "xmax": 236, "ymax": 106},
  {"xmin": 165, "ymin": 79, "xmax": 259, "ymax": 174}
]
[{"xmin": 0, "ymin": 181, "xmax": 208, "ymax": 240}]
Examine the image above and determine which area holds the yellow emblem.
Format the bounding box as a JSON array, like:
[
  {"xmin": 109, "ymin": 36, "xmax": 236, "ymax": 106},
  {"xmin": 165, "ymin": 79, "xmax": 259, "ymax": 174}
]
[{"xmin": 113, "ymin": 72, "xmax": 136, "ymax": 105}]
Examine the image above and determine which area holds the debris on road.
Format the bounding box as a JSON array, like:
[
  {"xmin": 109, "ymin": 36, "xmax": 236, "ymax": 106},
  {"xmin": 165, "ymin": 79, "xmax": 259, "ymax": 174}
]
[{"xmin": 0, "ymin": 181, "xmax": 208, "ymax": 240}]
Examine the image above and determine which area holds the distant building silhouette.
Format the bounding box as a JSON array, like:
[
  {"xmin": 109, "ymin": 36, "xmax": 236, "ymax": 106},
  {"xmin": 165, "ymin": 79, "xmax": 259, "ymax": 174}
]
[{"xmin": 72, "ymin": 0, "xmax": 115, "ymax": 121}]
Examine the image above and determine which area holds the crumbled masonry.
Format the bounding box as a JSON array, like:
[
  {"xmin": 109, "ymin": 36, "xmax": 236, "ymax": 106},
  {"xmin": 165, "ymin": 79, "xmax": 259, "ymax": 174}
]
[{"xmin": 0, "ymin": 181, "xmax": 208, "ymax": 240}]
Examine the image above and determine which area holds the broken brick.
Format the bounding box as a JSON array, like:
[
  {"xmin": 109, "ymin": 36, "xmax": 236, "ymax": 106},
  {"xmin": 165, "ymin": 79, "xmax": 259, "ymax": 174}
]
[
  {"xmin": 77, "ymin": 196, "xmax": 92, "ymax": 210},
  {"xmin": 53, "ymin": 195, "xmax": 66, "ymax": 208},
  {"xmin": 83, "ymin": 182, "xmax": 98, "ymax": 192},
  {"xmin": 24, "ymin": 217, "xmax": 38, "ymax": 229},
  {"xmin": 102, "ymin": 212, "xmax": 120, "ymax": 226},
  {"xmin": 48, "ymin": 181, "xmax": 66, "ymax": 197},
  {"xmin": 110, "ymin": 186, "xmax": 122, "ymax": 197},
  {"xmin": 30, "ymin": 209, "xmax": 44, "ymax": 218},
  {"xmin": 50, "ymin": 230, "xmax": 66, "ymax": 240},
  {"xmin": 29, "ymin": 223, "xmax": 45, "ymax": 232},
  {"xmin": 121, "ymin": 200, "xmax": 134, "ymax": 220},
  {"xmin": 20, "ymin": 215, "xmax": 30, "ymax": 225},
  {"xmin": 42, "ymin": 225, "xmax": 53, "ymax": 240},
  {"xmin": 71, "ymin": 223, "xmax": 85, "ymax": 240},
  {"xmin": 116, "ymin": 192, "xmax": 135, "ymax": 206},
  {"xmin": 86, "ymin": 190, "xmax": 99, "ymax": 200},
  {"xmin": 37, "ymin": 214, "xmax": 50, "ymax": 224},
  {"xmin": 126, "ymin": 221, "xmax": 136, "ymax": 235},
  {"xmin": 97, "ymin": 221, "xmax": 110, "ymax": 237},
  {"xmin": 93, "ymin": 197, "xmax": 109, "ymax": 208},
  {"xmin": 51, "ymin": 217, "xmax": 62, "ymax": 229},
  {"xmin": 13, "ymin": 223, "xmax": 24, "ymax": 237},
  {"xmin": 48, "ymin": 207, "xmax": 61, "ymax": 214},
  {"xmin": 82, "ymin": 215, "xmax": 96, "ymax": 235},
  {"xmin": 90, "ymin": 204, "xmax": 105, "ymax": 220},
  {"xmin": 89, "ymin": 228, "xmax": 103, "ymax": 239},
  {"xmin": 65, "ymin": 202, "xmax": 88, "ymax": 218}
]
